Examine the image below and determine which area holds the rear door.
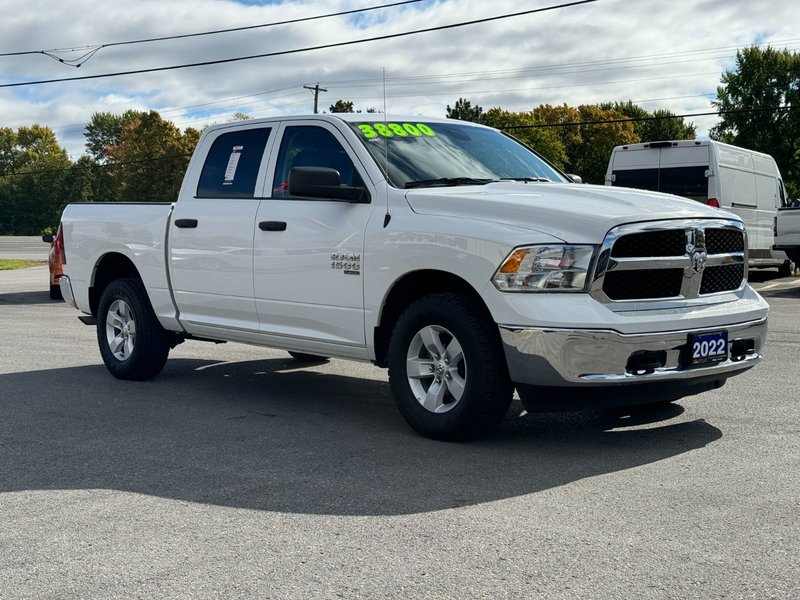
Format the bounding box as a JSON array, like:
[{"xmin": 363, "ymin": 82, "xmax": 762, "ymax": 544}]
[
  {"xmin": 610, "ymin": 144, "xmax": 710, "ymax": 204},
  {"xmin": 169, "ymin": 125, "xmax": 274, "ymax": 335},
  {"xmin": 657, "ymin": 145, "xmax": 709, "ymax": 202}
]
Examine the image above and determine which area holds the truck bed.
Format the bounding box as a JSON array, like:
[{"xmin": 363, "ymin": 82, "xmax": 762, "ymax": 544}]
[{"xmin": 61, "ymin": 202, "xmax": 176, "ymax": 323}]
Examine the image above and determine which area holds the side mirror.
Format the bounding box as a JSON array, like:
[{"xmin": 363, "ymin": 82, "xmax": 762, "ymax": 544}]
[
  {"xmin": 566, "ymin": 174, "xmax": 583, "ymax": 184},
  {"xmin": 42, "ymin": 234, "xmax": 54, "ymax": 244},
  {"xmin": 288, "ymin": 167, "xmax": 370, "ymax": 203}
]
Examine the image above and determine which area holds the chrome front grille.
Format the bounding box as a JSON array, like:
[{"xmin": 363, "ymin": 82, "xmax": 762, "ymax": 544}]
[{"xmin": 591, "ymin": 219, "xmax": 747, "ymax": 303}]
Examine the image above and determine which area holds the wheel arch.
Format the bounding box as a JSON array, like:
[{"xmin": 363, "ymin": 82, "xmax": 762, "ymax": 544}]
[
  {"xmin": 373, "ymin": 269, "xmax": 494, "ymax": 367},
  {"xmin": 89, "ymin": 252, "xmax": 143, "ymax": 316}
]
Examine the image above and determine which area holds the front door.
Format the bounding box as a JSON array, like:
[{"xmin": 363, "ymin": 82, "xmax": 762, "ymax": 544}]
[{"xmin": 253, "ymin": 122, "xmax": 375, "ymax": 348}]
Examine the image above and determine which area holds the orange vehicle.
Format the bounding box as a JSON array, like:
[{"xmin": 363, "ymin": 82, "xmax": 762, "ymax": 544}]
[{"xmin": 41, "ymin": 224, "xmax": 65, "ymax": 300}]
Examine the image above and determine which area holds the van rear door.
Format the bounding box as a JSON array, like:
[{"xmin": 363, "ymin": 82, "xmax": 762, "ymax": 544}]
[{"xmin": 608, "ymin": 143, "xmax": 710, "ymax": 203}]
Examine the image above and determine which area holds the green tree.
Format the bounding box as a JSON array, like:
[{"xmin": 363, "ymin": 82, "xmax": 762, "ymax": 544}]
[
  {"xmin": 0, "ymin": 125, "xmax": 72, "ymax": 234},
  {"xmin": 531, "ymin": 104, "xmax": 584, "ymax": 171},
  {"xmin": 571, "ymin": 105, "xmax": 639, "ymax": 184},
  {"xmin": 603, "ymin": 101, "xmax": 696, "ymax": 142},
  {"xmin": 329, "ymin": 100, "xmax": 355, "ymax": 113},
  {"xmin": 711, "ymin": 46, "xmax": 800, "ymax": 197},
  {"xmin": 327, "ymin": 100, "xmax": 379, "ymax": 113},
  {"xmin": 639, "ymin": 109, "xmax": 697, "ymax": 142},
  {"xmin": 83, "ymin": 110, "xmax": 148, "ymax": 202},
  {"xmin": 482, "ymin": 108, "xmax": 568, "ymax": 170},
  {"xmin": 104, "ymin": 111, "xmax": 199, "ymax": 203},
  {"xmin": 84, "ymin": 110, "xmax": 146, "ymax": 163},
  {"xmin": 446, "ymin": 98, "xmax": 485, "ymax": 123},
  {"xmin": 532, "ymin": 104, "xmax": 638, "ymax": 184},
  {"xmin": 65, "ymin": 156, "xmax": 105, "ymax": 203}
]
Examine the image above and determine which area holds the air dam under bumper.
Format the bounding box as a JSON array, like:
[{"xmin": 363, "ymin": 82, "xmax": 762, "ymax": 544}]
[{"xmin": 500, "ymin": 317, "xmax": 766, "ymax": 409}]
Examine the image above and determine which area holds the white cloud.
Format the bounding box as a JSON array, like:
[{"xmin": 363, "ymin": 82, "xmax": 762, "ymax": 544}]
[{"xmin": 1, "ymin": 0, "xmax": 798, "ymax": 158}]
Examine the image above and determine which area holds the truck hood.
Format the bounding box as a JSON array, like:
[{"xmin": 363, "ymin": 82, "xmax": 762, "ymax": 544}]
[{"xmin": 404, "ymin": 182, "xmax": 738, "ymax": 243}]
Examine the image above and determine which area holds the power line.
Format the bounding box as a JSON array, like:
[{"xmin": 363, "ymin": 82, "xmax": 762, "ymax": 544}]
[
  {"xmin": 499, "ymin": 106, "xmax": 795, "ymax": 130},
  {"xmin": 39, "ymin": 36, "xmax": 800, "ymax": 141},
  {"xmin": 3, "ymin": 105, "xmax": 794, "ymax": 180},
  {"xmin": 0, "ymin": 0, "xmax": 426, "ymax": 67},
  {"xmin": 0, "ymin": 0, "xmax": 600, "ymax": 88}
]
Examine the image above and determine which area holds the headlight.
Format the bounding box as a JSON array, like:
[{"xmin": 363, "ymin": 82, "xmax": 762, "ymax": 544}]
[{"xmin": 493, "ymin": 245, "xmax": 595, "ymax": 292}]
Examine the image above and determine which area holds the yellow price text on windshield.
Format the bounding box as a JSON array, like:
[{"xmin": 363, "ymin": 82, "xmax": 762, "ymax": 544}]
[{"xmin": 357, "ymin": 123, "xmax": 436, "ymax": 139}]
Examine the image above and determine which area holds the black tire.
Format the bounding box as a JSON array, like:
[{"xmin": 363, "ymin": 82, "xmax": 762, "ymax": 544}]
[
  {"xmin": 778, "ymin": 260, "xmax": 792, "ymax": 278},
  {"xmin": 97, "ymin": 278, "xmax": 170, "ymax": 381},
  {"xmin": 288, "ymin": 351, "xmax": 329, "ymax": 363},
  {"xmin": 387, "ymin": 293, "xmax": 513, "ymax": 441},
  {"xmin": 49, "ymin": 283, "xmax": 63, "ymax": 300}
]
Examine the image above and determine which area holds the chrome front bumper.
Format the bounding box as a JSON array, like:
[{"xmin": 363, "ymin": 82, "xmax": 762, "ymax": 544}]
[{"xmin": 499, "ymin": 317, "xmax": 767, "ymax": 387}]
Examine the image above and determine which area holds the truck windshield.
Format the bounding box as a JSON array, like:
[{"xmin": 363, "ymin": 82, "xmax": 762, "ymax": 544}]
[{"xmin": 349, "ymin": 121, "xmax": 567, "ymax": 189}]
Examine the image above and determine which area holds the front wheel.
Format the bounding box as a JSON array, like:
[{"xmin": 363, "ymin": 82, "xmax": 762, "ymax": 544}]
[
  {"xmin": 388, "ymin": 293, "xmax": 513, "ymax": 441},
  {"xmin": 97, "ymin": 278, "xmax": 170, "ymax": 381}
]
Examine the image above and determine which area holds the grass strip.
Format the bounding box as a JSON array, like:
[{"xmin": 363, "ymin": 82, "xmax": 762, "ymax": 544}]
[{"xmin": 0, "ymin": 259, "xmax": 47, "ymax": 270}]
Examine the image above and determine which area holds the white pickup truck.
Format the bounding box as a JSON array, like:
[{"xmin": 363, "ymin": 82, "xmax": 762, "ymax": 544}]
[
  {"xmin": 773, "ymin": 205, "xmax": 800, "ymax": 267},
  {"xmin": 58, "ymin": 114, "xmax": 768, "ymax": 440}
]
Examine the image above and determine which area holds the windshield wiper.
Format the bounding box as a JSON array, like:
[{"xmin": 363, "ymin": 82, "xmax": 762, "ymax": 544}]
[
  {"xmin": 498, "ymin": 177, "xmax": 552, "ymax": 183},
  {"xmin": 404, "ymin": 177, "xmax": 495, "ymax": 189}
]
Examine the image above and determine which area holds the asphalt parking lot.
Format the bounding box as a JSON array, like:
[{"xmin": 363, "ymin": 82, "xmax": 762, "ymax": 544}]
[{"xmin": 1, "ymin": 265, "xmax": 798, "ymax": 599}]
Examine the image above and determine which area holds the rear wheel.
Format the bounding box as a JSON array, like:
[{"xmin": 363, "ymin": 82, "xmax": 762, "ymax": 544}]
[
  {"xmin": 97, "ymin": 278, "xmax": 170, "ymax": 380},
  {"xmin": 49, "ymin": 283, "xmax": 63, "ymax": 300},
  {"xmin": 388, "ymin": 293, "xmax": 512, "ymax": 441},
  {"xmin": 778, "ymin": 260, "xmax": 792, "ymax": 278}
]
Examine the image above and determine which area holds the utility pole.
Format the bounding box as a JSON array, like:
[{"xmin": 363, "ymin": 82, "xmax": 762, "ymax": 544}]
[{"xmin": 303, "ymin": 83, "xmax": 328, "ymax": 114}]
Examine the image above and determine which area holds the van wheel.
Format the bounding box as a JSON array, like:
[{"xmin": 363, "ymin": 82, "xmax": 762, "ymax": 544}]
[
  {"xmin": 388, "ymin": 293, "xmax": 513, "ymax": 441},
  {"xmin": 49, "ymin": 283, "xmax": 63, "ymax": 300},
  {"xmin": 97, "ymin": 278, "xmax": 170, "ymax": 381},
  {"xmin": 778, "ymin": 260, "xmax": 792, "ymax": 278},
  {"xmin": 288, "ymin": 351, "xmax": 329, "ymax": 363}
]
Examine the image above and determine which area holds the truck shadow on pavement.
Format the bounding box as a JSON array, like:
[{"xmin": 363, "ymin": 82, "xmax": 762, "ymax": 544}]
[
  {"xmin": 0, "ymin": 290, "xmax": 57, "ymax": 305},
  {"xmin": 0, "ymin": 358, "xmax": 721, "ymax": 516}
]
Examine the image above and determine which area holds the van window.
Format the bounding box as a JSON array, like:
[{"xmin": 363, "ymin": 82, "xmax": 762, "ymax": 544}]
[
  {"xmin": 613, "ymin": 169, "xmax": 659, "ymax": 192},
  {"xmin": 613, "ymin": 166, "xmax": 707, "ymax": 201},
  {"xmin": 658, "ymin": 166, "xmax": 708, "ymax": 200},
  {"xmin": 197, "ymin": 128, "xmax": 271, "ymax": 198},
  {"xmin": 779, "ymin": 179, "xmax": 789, "ymax": 207}
]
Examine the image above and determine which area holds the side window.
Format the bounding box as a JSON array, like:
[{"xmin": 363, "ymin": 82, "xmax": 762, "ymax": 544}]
[
  {"xmin": 197, "ymin": 128, "xmax": 270, "ymax": 198},
  {"xmin": 272, "ymin": 126, "xmax": 364, "ymax": 198},
  {"xmin": 778, "ymin": 179, "xmax": 788, "ymax": 207}
]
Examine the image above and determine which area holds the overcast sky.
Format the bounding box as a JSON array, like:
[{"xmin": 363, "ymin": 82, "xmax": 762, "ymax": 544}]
[{"xmin": 1, "ymin": 0, "xmax": 798, "ymax": 159}]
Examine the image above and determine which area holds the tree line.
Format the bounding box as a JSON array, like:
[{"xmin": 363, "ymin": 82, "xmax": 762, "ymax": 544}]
[{"xmin": 1, "ymin": 46, "xmax": 798, "ymax": 235}]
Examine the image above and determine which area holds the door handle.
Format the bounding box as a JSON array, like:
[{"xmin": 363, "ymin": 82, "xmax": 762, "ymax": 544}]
[
  {"xmin": 259, "ymin": 221, "xmax": 287, "ymax": 231},
  {"xmin": 174, "ymin": 219, "xmax": 198, "ymax": 228}
]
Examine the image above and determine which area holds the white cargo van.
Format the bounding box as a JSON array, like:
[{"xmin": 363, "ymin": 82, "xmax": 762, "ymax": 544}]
[{"xmin": 605, "ymin": 140, "xmax": 791, "ymax": 274}]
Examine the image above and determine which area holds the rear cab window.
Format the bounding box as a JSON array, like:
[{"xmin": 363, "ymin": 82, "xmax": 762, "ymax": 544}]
[{"xmin": 197, "ymin": 128, "xmax": 271, "ymax": 198}]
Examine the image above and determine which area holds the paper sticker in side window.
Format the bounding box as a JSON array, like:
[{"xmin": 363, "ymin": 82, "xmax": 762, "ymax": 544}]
[{"xmin": 223, "ymin": 146, "xmax": 244, "ymax": 184}]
